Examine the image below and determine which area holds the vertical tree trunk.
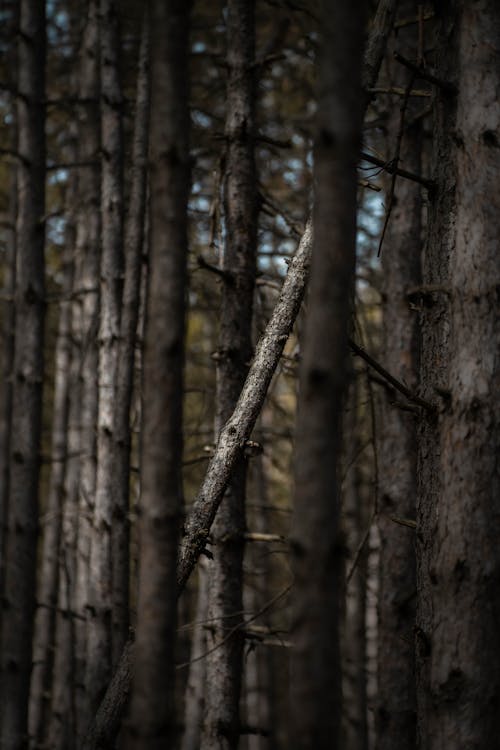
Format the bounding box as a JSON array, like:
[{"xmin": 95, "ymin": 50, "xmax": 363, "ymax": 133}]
[
  {"xmin": 417, "ymin": 3, "xmax": 500, "ymax": 747},
  {"xmin": 0, "ymin": 0, "xmax": 45, "ymax": 745},
  {"xmin": 86, "ymin": 0, "xmax": 124, "ymax": 712},
  {"xmin": 376, "ymin": 12, "xmax": 421, "ymax": 748},
  {"xmin": 123, "ymin": 0, "xmax": 190, "ymax": 746},
  {"xmin": 181, "ymin": 562, "xmax": 209, "ymax": 750},
  {"xmin": 29, "ymin": 187, "xmax": 75, "ymax": 748},
  {"xmin": 290, "ymin": 1, "xmax": 366, "ymax": 747},
  {"xmin": 342, "ymin": 377, "xmax": 369, "ymax": 750},
  {"xmin": 47, "ymin": 5, "xmax": 101, "ymax": 743},
  {"xmin": 112, "ymin": 13, "xmax": 150, "ymax": 666},
  {"xmin": 202, "ymin": 0, "xmax": 257, "ymax": 747}
]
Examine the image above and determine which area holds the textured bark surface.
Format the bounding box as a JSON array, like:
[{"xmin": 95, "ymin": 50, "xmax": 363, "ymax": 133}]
[
  {"xmin": 201, "ymin": 1, "xmax": 257, "ymax": 747},
  {"xmin": 290, "ymin": 2, "xmax": 366, "ymax": 747},
  {"xmin": 376, "ymin": 12, "xmax": 420, "ymax": 749},
  {"xmin": 0, "ymin": 0, "xmax": 45, "ymax": 745},
  {"xmin": 112, "ymin": 12, "xmax": 150, "ymax": 667},
  {"xmin": 86, "ymin": 0, "xmax": 124, "ymax": 713},
  {"xmin": 122, "ymin": 1, "xmax": 190, "ymax": 747},
  {"xmin": 417, "ymin": 2, "xmax": 500, "ymax": 748},
  {"xmin": 29, "ymin": 190, "xmax": 75, "ymax": 748}
]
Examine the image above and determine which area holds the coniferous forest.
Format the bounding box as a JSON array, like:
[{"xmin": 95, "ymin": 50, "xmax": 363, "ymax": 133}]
[{"xmin": 0, "ymin": 1, "xmax": 499, "ymax": 748}]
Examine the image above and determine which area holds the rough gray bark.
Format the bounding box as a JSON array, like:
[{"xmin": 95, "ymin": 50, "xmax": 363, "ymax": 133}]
[
  {"xmin": 29, "ymin": 190, "xmax": 75, "ymax": 748},
  {"xmin": 416, "ymin": 3, "xmax": 500, "ymax": 748},
  {"xmin": 376, "ymin": 13, "xmax": 420, "ymax": 749},
  {"xmin": 111, "ymin": 12, "xmax": 150, "ymax": 667},
  {"xmin": 0, "ymin": 0, "xmax": 45, "ymax": 745},
  {"xmin": 50, "ymin": 3, "xmax": 101, "ymax": 741},
  {"xmin": 122, "ymin": 0, "xmax": 190, "ymax": 747},
  {"xmin": 201, "ymin": 1, "xmax": 257, "ymax": 747},
  {"xmin": 86, "ymin": 0, "xmax": 124, "ymax": 712},
  {"xmin": 85, "ymin": 1, "xmax": 396, "ymax": 739},
  {"xmin": 290, "ymin": 1, "xmax": 366, "ymax": 747}
]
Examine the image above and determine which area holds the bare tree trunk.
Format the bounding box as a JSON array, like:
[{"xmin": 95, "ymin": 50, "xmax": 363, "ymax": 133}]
[
  {"xmin": 201, "ymin": 1, "xmax": 257, "ymax": 747},
  {"xmin": 0, "ymin": 0, "xmax": 45, "ymax": 745},
  {"xmin": 122, "ymin": 0, "xmax": 190, "ymax": 747},
  {"xmin": 417, "ymin": 3, "xmax": 500, "ymax": 747},
  {"xmin": 342, "ymin": 377, "xmax": 369, "ymax": 750},
  {"xmin": 290, "ymin": 1, "xmax": 366, "ymax": 747},
  {"xmin": 86, "ymin": 0, "xmax": 124, "ymax": 714},
  {"xmin": 29, "ymin": 186, "xmax": 75, "ymax": 748},
  {"xmin": 111, "ymin": 12, "xmax": 150, "ymax": 668},
  {"xmin": 48, "ymin": 5, "xmax": 102, "ymax": 743},
  {"xmin": 376, "ymin": 12, "xmax": 421, "ymax": 748},
  {"xmin": 181, "ymin": 562, "xmax": 209, "ymax": 750}
]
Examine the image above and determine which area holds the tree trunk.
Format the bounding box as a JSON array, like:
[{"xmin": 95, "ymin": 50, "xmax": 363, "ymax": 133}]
[
  {"xmin": 181, "ymin": 562, "xmax": 209, "ymax": 750},
  {"xmin": 0, "ymin": 0, "xmax": 45, "ymax": 745},
  {"xmin": 416, "ymin": 3, "xmax": 500, "ymax": 748},
  {"xmin": 342, "ymin": 377, "xmax": 369, "ymax": 750},
  {"xmin": 86, "ymin": 0, "xmax": 125, "ymax": 714},
  {"xmin": 29, "ymin": 186, "xmax": 75, "ymax": 749},
  {"xmin": 112, "ymin": 11, "xmax": 150, "ymax": 668},
  {"xmin": 201, "ymin": 1, "xmax": 257, "ymax": 747},
  {"xmin": 122, "ymin": 0, "xmax": 190, "ymax": 746},
  {"xmin": 290, "ymin": 1, "xmax": 366, "ymax": 747},
  {"xmin": 376, "ymin": 11, "xmax": 421, "ymax": 748}
]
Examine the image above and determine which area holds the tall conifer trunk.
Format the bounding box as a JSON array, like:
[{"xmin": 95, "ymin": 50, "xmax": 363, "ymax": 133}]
[
  {"xmin": 202, "ymin": 0, "xmax": 257, "ymax": 746},
  {"xmin": 417, "ymin": 2, "xmax": 500, "ymax": 747},
  {"xmin": 0, "ymin": 0, "xmax": 45, "ymax": 745}
]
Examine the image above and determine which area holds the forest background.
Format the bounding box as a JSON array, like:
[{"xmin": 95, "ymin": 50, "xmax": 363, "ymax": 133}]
[{"xmin": 0, "ymin": 1, "xmax": 498, "ymax": 749}]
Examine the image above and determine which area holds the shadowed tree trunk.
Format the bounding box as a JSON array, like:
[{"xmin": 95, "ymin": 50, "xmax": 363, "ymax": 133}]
[
  {"xmin": 201, "ymin": 0, "xmax": 257, "ymax": 746},
  {"xmin": 290, "ymin": 1, "xmax": 366, "ymax": 747},
  {"xmin": 376, "ymin": 10, "xmax": 421, "ymax": 748},
  {"xmin": 111, "ymin": 11, "xmax": 150, "ymax": 667},
  {"xmin": 0, "ymin": 0, "xmax": 45, "ymax": 745},
  {"xmin": 416, "ymin": 2, "xmax": 500, "ymax": 747},
  {"xmin": 122, "ymin": 0, "xmax": 190, "ymax": 747},
  {"xmin": 47, "ymin": 4, "xmax": 101, "ymax": 744},
  {"xmin": 86, "ymin": 0, "xmax": 125, "ymax": 713},
  {"xmin": 29, "ymin": 177, "xmax": 76, "ymax": 749}
]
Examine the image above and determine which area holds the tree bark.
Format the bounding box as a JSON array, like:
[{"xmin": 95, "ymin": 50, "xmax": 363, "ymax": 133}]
[
  {"xmin": 416, "ymin": 3, "xmax": 500, "ymax": 748},
  {"xmin": 29, "ymin": 184, "xmax": 75, "ymax": 749},
  {"xmin": 0, "ymin": 0, "xmax": 45, "ymax": 746},
  {"xmin": 376, "ymin": 11, "xmax": 421, "ymax": 749},
  {"xmin": 290, "ymin": 1, "xmax": 366, "ymax": 747},
  {"xmin": 122, "ymin": 0, "xmax": 190, "ymax": 747},
  {"xmin": 85, "ymin": 0, "xmax": 125, "ymax": 714},
  {"xmin": 201, "ymin": 1, "xmax": 257, "ymax": 747},
  {"xmin": 112, "ymin": 11, "xmax": 150, "ymax": 667}
]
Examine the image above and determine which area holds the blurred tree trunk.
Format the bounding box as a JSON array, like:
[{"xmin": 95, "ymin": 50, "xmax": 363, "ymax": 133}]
[
  {"xmin": 181, "ymin": 561, "xmax": 209, "ymax": 750},
  {"xmin": 376, "ymin": 10, "xmax": 421, "ymax": 748},
  {"xmin": 342, "ymin": 376, "xmax": 369, "ymax": 750},
  {"xmin": 417, "ymin": 2, "xmax": 500, "ymax": 747},
  {"xmin": 201, "ymin": 0, "xmax": 257, "ymax": 746},
  {"xmin": 46, "ymin": 4, "xmax": 102, "ymax": 744},
  {"xmin": 0, "ymin": 0, "xmax": 45, "ymax": 745},
  {"xmin": 112, "ymin": 12, "xmax": 150, "ymax": 667},
  {"xmin": 290, "ymin": 1, "xmax": 366, "ymax": 747},
  {"xmin": 29, "ymin": 177, "xmax": 76, "ymax": 748},
  {"xmin": 122, "ymin": 0, "xmax": 190, "ymax": 746}
]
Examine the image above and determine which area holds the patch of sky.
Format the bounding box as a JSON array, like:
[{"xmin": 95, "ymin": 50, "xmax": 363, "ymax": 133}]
[
  {"xmin": 48, "ymin": 168, "xmax": 69, "ymax": 186},
  {"xmin": 192, "ymin": 110, "xmax": 212, "ymax": 128}
]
